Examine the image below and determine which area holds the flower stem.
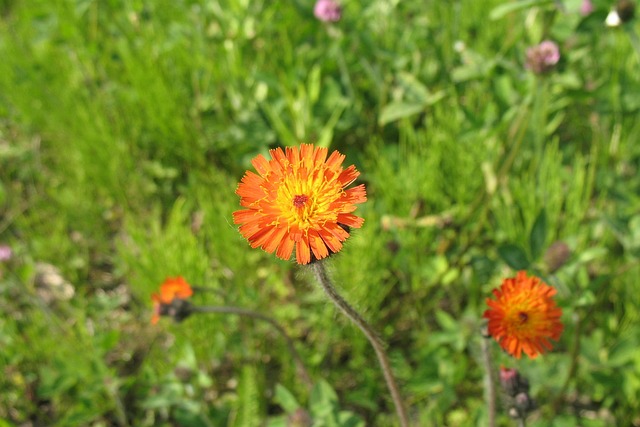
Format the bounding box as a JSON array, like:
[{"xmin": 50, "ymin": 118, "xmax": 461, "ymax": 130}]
[
  {"xmin": 192, "ymin": 305, "xmax": 313, "ymax": 389},
  {"xmin": 625, "ymin": 26, "xmax": 640, "ymax": 64},
  {"xmin": 309, "ymin": 262, "xmax": 410, "ymax": 427},
  {"xmin": 480, "ymin": 330, "xmax": 497, "ymax": 427}
]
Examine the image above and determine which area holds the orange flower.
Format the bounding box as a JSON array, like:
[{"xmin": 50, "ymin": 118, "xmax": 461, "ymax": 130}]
[
  {"xmin": 483, "ymin": 271, "xmax": 563, "ymax": 359},
  {"xmin": 233, "ymin": 144, "xmax": 367, "ymax": 265},
  {"xmin": 151, "ymin": 276, "xmax": 193, "ymax": 324}
]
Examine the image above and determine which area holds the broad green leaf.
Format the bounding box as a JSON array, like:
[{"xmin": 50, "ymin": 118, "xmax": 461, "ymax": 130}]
[
  {"xmin": 310, "ymin": 380, "xmax": 338, "ymax": 406},
  {"xmin": 274, "ymin": 384, "xmax": 301, "ymax": 412},
  {"xmin": 497, "ymin": 244, "xmax": 530, "ymax": 270},
  {"xmin": 529, "ymin": 208, "xmax": 547, "ymax": 260},
  {"xmin": 310, "ymin": 380, "xmax": 339, "ymax": 420}
]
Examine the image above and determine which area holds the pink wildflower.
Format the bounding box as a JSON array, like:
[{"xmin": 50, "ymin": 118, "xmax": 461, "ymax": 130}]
[{"xmin": 314, "ymin": 0, "xmax": 341, "ymax": 22}]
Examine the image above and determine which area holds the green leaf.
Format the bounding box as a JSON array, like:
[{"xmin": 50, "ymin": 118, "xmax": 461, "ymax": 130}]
[
  {"xmin": 260, "ymin": 102, "xmax": 297, "ymax": 146},
  {"xmin": 451, "ymin": 59, "xmax": 496, "ymax": 82},
  {"xmin": 307, "ymin": 64, "xmax": 321, "ymax": 104},
  {"xmin": 573, "ymin": 290, "xmax": 596, "ymax": 307},
  {"xmin": 173, "ymin": 408, "xmax": 210, "ymax": 427},
  {"xmin": 378, "ymin": 91, "xmax": 444, "ymax": 125},
  {"xmin": 0, "ymin": 181, "xmax": 5, "ymax": 206},
  {"xmin": 497, "ymin": 244, "xmax": 530, "ymax": 270},
  {"xmin": 529, "ymin": 208, "xmax": 547, "ymax": 260},
  {"xmin": 396, "ymin": 72, "xmax": 432, "ymax": 103},
  {"xmin": 233, "ymin": 365, "xmax": 262, "ymax": 427},
  {"xmin": 309, "ymin": 380, "xmax": 339, "ymax": 419},
  {"xmin": 435, "ymin": 310, "xmax": 458, "ymax": 332},
  {"xmin": 378, "ymin": 102, "xmax": 425, "ymax": 126},
  {"xmin": 608, "ymin": 337, "xmax": 640, "ymax": 367},
  {"xmin": 489, "ymin": 0, "xmax": 554, "ymax": 20},
  {"xmin": 318, "ymin": 103, "xmax": 346, "ymax": 149},
  {"xmin": 274, "ymin": 384, "xmax": 301, "ymax": 412},
  {"xmin": 310, "ymin": 380, "xmax": 338, "ymax": 406}
]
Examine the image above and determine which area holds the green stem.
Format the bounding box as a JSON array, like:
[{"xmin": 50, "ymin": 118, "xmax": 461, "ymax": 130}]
[
  {"xmin": 309, "ymin": 262, "xmax": 410, "ymax": 427},
  {"xmin": 192, "ymin": 305, "xmax": 313, "ymax": 389}
]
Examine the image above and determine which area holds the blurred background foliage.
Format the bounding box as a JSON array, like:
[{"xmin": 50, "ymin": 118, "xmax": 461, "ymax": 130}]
[{"xmin": 1, "ymin": 0, "xmax": 639, "ymax": 425}]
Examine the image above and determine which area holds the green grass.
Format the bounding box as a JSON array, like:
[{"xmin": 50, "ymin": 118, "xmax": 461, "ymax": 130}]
[{"xmin": 1, "ymin": 0, "xmax": 640, "ymax": 425}]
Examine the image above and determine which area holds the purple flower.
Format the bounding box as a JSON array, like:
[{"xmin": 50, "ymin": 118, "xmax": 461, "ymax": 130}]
[
  {"xmin": 314, "ymin": 0, "xmax": 341, "ymax": 23},
  {"xmin": 0, "ymin": 245, "xmax": 12, "ymax": 262},
  {"xmin": 580, "ymin": 0, "xmax": 594, "ymax": 16},
  {"xmin": 526, "ymin": 40, "xmax": 560, "ymax": 74}
]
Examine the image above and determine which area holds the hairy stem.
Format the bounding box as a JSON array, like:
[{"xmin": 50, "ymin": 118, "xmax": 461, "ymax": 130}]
[
  {"xmin": 192, "ymin": 305, "xmax": 313, "ymax": 389},
  {"xmin": 309, "ymin": 262, "xmax": 410, "ymax": 427},
  {"xmin": 480, "ymin": 331, "xmax": 497, "ymax": 427}
]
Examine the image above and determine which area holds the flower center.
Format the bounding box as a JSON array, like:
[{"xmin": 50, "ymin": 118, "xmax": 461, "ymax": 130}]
[
  {"xmin": 518, "ymin": 312, "xmax": 528, "ymax": 323},
  {"xmin": 293, "ymin": 194, "xmax": 309, "ymax": 208}
]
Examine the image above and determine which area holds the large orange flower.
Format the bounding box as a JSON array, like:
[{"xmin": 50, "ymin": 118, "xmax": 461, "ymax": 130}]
[
  {"xmin": 483, "ymin": 271, "xmax": 563, "ymax": 359},
  {"xmin": 151, "ymin": 276, "xmax": 193, "ymax": 324},
  {"xmin": 233, "ymin": 144, "xmax": 367, "ymax": 265}
]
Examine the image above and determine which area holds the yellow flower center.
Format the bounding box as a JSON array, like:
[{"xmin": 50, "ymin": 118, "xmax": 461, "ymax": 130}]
[
  {"xmin": 503, "ymin": 295, "xmax": 546, "ymax": 336},
  {"xmin": 274, "ymin": 168, "xmax": 343, "ymax": 231}
]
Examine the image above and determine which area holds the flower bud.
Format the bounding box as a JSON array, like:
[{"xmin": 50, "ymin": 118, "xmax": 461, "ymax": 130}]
[
  {"xmin": 544, "ymin": 240, "xmax": 571, "ymax": 273},
  {"xmin": 514, "ymin": 392, "xmax": 534, "ymax": 412},
  {"xmin": 499, "ymin": 367, "xmax": 530, "ymax": 397},
  {"xmin": 526, "ymin": 40, "xmax": 560, "ymax": 74},
  {"xmin": 617, "ymin": 0, "xmax": 635, "ymax": 22}
]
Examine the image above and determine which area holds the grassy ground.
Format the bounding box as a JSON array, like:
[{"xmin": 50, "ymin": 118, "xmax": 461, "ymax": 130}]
[{"xmin": 1, "ymin": 0, "xmax": 640, "ymax": 426}]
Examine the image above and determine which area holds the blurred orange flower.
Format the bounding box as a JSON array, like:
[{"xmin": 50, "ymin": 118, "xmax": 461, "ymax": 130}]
[
  {"xmin": 233, "ymin": 144, "xmax": 367, "ymax": 265},
  {"xmin": 483, "ymin": 271, "xmax": 563, "ymax": 359},
  {"xmin": 151, "ymin": 276, "xmax": 193, "ymax": 324}
]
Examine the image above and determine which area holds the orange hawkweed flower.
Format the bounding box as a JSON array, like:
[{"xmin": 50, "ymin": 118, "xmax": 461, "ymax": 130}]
[
  {"xmin": 233, "ymin": 144, "xmax": 367, "ymax": 265},
  {"xmin": 151, "ymin": 276, "xmax": 193, "ymax": 324},
  {"xmin": 483, "ymin": 271, "xmax": 563, "ymax": 359}
]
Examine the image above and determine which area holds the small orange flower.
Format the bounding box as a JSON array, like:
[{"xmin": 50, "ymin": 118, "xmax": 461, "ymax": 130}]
[
  {"xmin": 483, "ymin": 271, "xmax": 563, "ymax": 359},
  {"xmin": 233, "ymin": 144, "xmax": 367, "ymax": 265},
  {"xmin": 151, "ymin": 276, "xmax": 193, "ymax": 324}
]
